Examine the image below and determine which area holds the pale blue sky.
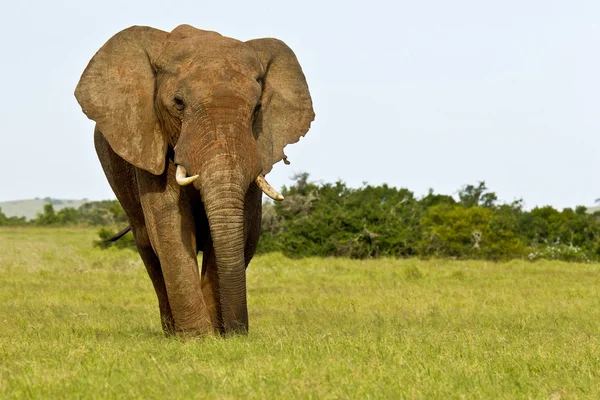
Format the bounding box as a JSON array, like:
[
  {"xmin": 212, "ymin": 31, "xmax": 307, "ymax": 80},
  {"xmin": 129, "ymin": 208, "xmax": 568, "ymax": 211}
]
[{"xmin": 0, "ymin": 0, "xmax": 598, "ymax": 209}]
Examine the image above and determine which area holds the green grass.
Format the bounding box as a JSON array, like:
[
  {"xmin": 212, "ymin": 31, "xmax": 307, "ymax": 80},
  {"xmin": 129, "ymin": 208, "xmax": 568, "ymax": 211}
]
[{"xmin": 1, "ymin": 227, "xmax": 600, "ymax": 399}]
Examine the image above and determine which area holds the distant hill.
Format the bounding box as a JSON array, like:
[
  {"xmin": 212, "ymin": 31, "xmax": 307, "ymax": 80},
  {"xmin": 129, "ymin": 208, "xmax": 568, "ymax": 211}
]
[
  {"xmin": 588, "ymin": 205, "xmax": 600, "ymax": 214},
  {"xmin": 0, "ymin": 198, "xmax": 89, "ymax": 220}
]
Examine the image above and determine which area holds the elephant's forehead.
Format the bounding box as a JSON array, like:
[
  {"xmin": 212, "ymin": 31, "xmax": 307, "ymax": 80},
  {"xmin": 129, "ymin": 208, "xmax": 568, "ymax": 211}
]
[{"xmin": 160, "ymin": 36, "xmax": 262, "ymax": 78}]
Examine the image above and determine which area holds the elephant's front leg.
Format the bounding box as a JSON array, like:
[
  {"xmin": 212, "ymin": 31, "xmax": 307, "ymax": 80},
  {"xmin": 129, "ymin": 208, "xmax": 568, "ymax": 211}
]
[
  {"xmin": 200, "ymin": 242, "xmax": 221, "ymax": 331},
  {"xmin": 94, "ymin": 130, "xmax": 175, "ymax": 334},
  {"xmin": 137, "ymin": 163, "xmax": 213, "ymax": 335}
]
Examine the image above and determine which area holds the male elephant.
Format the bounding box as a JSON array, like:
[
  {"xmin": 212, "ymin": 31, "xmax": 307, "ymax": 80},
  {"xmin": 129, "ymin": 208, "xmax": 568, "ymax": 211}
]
[{"xmin": 75, "ymin": 25, "xmax": 314, "ymax": 336}]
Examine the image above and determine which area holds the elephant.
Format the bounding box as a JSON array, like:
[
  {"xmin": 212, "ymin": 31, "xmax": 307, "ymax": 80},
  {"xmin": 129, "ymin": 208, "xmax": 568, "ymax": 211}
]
[{"xmin": 74, "ymin": 25, "xmax": 314, "ymax": 336}]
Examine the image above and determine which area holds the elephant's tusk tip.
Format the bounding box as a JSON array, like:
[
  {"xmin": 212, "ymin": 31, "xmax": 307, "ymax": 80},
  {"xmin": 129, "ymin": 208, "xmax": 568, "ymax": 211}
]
[
  {"xmin": 175, "ymin": 164, "xmax": 199, "ymax": 186},
  {"xmin": 255, "ymin": 175, "xmax": 284, "ymax": 201}
]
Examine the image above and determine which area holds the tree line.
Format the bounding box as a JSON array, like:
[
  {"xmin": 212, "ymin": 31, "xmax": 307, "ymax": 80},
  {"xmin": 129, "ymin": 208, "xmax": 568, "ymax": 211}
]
[
  {"xmin": 258, "ymin": 174, "xmax": 599, "ymax": 262},
  {"xmin": 0, "ymin": 201, "xmax": 128, "ymax": 227},
  {"xmin": 2, "ymin": 174, "xmax": 598, "ymax": 262}
]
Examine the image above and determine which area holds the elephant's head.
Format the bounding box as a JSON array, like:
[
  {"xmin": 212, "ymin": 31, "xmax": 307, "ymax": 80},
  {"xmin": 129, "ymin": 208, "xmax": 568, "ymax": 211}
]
[{"xmin": 75, "ymin": 25, "xmax": 314, "ymax": 333}]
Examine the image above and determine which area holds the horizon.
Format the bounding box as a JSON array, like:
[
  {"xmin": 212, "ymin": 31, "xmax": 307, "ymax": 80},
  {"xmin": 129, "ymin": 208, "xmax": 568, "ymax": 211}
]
[{"xmin": 2, "ymin": 175, "xmax": 599, "ymax": 214}]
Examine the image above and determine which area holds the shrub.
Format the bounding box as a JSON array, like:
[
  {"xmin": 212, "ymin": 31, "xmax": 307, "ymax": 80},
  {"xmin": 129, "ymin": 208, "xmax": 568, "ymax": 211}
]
[
  {"xmin": 257, "ymin": 174, "xmax": 600, "ymax": 262},
  {"xmin": 419, "ymin": 204, "xmax": 525, "ymax": 260},
  {"xmin": 94, "ymin": 228, "xmax": 136, "ymax": 250},
  {"xmin": 0, "ymin": 208, "xmax": 26, "ymax": 226}
]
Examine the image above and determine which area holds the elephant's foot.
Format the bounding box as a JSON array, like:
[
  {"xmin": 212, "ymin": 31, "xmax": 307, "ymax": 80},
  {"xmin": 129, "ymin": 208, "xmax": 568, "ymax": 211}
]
[
  {"xmin": 160, "ymin": 309, "xmax": 176, "ymax": 336},
  {"xmin": 172, "ymin": 319, "xmax": 217, "ymax": 338}
]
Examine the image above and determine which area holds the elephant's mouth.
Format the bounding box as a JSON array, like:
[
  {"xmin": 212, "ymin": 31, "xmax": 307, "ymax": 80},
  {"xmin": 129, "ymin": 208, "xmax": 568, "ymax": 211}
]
[{"xmin": 174, "ymin": 164, "xmax": 284, "ymax": 201}]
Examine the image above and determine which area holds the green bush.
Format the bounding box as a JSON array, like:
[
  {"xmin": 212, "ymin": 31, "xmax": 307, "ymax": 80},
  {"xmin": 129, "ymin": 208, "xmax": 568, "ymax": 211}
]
[
  {"xmin": 527, "ymin": 243, "xmax": 591, "ymax": 263},
  {"xmin": 258, "ymin": 175, "xmax": 600, "ymax": 262},
  {"xmin": 259, "ymin": 177, "xmax": 424, "ymax": 259},
  {"xmin": 94, "ymin": 228, "xmax": 136, "ymax": 250},
  {"xmin": 77, "ymin": 200, "xmax": 128, "ymax": 226},
  {"xmin": 18, "ymin": 200, "xmax": 129, "ymax": 227},
  {"xmin": 419, "ymin": 204, "xmax": 525, "ymax": 260},
  {"xmin": 0, "ymin": 207, "xmax": 26, "ymax": 226}
]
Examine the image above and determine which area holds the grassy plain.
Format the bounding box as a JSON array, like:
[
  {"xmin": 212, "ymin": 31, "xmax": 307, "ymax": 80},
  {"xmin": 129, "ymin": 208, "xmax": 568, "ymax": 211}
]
[{"xmin": 1, "ymin": 227, "xmax": 599, "ymax": 399}]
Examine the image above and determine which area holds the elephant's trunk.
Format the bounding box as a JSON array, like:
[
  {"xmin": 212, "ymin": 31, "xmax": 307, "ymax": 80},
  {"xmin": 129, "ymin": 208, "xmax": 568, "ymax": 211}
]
[{"xmin": 201, "ymin": 176, "xmax": 249, "ymax": 333}]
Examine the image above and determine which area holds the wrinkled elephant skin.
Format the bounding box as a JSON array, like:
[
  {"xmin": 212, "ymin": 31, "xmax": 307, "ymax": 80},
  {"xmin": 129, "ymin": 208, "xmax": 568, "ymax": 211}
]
[{"xmin": 75, "ymin": 25, "xmax": 314, "ymax": 336}]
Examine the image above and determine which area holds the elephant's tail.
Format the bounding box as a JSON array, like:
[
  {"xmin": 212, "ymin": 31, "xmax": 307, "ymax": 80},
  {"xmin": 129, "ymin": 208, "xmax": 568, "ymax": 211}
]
[{"xmin": 104, "ymin": 226, "xmax": 131, "ymax": 243}]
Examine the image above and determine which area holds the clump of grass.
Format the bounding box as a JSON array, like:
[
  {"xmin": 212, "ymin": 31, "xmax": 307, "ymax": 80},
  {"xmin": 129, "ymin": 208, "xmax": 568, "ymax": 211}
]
[{"xmin": 403, "ymin": 262, "xmax": 423, "ymax": 280}]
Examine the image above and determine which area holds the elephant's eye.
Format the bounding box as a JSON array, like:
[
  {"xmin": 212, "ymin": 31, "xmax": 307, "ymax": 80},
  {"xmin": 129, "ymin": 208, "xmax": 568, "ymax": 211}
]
[
  {"xmin": 173, "ymin": 96, "xmax": 185, "ymax": 111},
  {"xmin": 253, "ymin": 102, "xmax": 262, "ymax": 117}
]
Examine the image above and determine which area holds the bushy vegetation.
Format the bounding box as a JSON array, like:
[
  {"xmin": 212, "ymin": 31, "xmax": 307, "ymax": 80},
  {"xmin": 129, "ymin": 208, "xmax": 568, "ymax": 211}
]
[
  {"xmin": 258, "ymin": 174, "xmax": 600, "ymax": 262},
  {"xmin": 95, "ymin": 227, "xmax": 136, "ymax": 250},
  {"xmin": 0, "ymin": 200, "xmax": 128, "ymax": 227},
  {"xmin": 4, "ymin": 174, "xmax": 599, "ymax": 262},
  {"xmin": 0, "ymin": 210, "xmax": 26, "ymax": 226}
]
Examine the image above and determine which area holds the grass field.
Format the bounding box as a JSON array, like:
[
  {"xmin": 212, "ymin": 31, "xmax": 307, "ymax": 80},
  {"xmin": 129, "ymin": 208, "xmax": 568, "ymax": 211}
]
[{"xmin": 1, "ymin": 227, "xmax": 600, "ymax": 399}]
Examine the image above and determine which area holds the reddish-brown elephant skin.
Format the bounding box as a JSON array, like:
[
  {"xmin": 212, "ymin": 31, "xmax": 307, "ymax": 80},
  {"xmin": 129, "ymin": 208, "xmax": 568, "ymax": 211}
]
[{"xmin": 74, "ymin": 25, "xmax": 314, "ymax": 336}]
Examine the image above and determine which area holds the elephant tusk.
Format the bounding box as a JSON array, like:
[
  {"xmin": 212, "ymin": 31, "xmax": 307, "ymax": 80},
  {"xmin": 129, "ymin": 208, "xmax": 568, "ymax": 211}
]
[
  {"xmin": 175, "ymin": 164, "xmax": 199, "ymax": 186},
  {"xmin": 255, "ymin": 175, "xmax": 284, "ymax": 201}
]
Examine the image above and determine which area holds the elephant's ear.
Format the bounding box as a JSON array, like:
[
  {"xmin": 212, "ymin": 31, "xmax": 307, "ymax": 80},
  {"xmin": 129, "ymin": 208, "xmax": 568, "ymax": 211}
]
[
  {"xmin": 246, "ymin": 38, "xmax": 315, "ymax": 175},
  {"xmin": 75, "ymin": 26, "xmax": 168, "ymax": 175}
]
